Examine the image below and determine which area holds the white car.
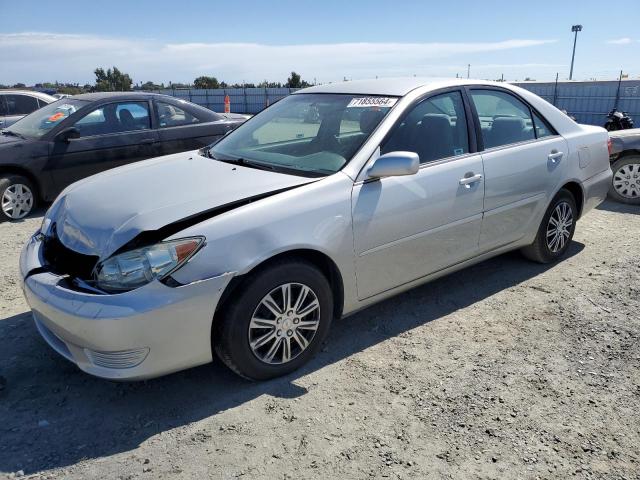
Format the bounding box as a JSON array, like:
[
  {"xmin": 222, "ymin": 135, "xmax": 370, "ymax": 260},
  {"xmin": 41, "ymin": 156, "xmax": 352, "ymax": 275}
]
[{"xmin": 20, "ymin": 78, "xmax": 611, "ymax": 380}]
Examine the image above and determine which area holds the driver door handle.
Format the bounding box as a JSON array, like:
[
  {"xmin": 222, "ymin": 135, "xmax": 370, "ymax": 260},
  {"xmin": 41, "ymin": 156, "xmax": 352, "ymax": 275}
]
[{"xmin": 459, "ymin": 173, "xmax": 483, "ymax": 187}]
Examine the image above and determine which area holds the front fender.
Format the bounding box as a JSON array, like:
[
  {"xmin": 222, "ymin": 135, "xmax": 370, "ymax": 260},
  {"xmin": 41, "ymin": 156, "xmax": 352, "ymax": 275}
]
[{"xmin": 167, "ymin": 172, "xmax": 358, "ymax": 310}]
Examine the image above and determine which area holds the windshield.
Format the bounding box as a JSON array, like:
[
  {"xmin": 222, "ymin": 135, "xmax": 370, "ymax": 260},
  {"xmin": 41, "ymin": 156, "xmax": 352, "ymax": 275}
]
[
  {"xmin": 5, "ymin": 98, "xmax": 90, "ymax": 139},
  {"xmin": 210, "ymin": 93, "xmax": 397, "ymax": 176}
]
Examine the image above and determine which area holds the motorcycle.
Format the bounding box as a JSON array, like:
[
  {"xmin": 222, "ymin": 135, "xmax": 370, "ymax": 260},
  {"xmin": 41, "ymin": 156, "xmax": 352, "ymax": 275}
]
[{"xmin": 604, "ymin": 109, "xmax": 635, "ymax": 131}]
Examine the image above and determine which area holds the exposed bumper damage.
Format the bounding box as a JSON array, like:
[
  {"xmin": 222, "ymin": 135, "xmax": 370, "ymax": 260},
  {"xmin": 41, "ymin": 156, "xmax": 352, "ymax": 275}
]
[{"xmin": 20, "ymin": 233, "xmax": 235, "ymax": 380}]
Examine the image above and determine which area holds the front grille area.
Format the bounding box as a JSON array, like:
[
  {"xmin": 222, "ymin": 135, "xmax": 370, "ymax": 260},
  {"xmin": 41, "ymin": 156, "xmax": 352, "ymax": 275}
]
[{"xmin": 42, "ymin": 226, "xmax": 99, "ymax": 280}]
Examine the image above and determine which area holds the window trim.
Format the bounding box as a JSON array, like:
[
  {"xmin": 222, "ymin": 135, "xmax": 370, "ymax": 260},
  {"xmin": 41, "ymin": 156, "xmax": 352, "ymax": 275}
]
[
  {"xmin": 70, "ymin": 100, "xmax": 153, "ymax": 139},
  {"xmin": 379, "ymin": 86, "xmax": 478, "ymax": 166},
  {"xmin": 464, "ymin": 85, "xmax": 560, "ymax": 152}
]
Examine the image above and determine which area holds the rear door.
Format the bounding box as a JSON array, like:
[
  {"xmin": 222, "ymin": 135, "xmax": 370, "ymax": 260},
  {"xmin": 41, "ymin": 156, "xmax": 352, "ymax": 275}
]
[
  {"xmin": 352, "ymin": 89, "xmax": 485, "ymax": 299},
  {"xmin": 468, "ymin": 87, "xmax": 568, "ymax": 251},
  {"xmin": 154, "ymin": 100, "xmax": 230, "ymax": 155},
  {"xmin": 48, "ymin": 100, "xmax": 158, "ymax": 193}
]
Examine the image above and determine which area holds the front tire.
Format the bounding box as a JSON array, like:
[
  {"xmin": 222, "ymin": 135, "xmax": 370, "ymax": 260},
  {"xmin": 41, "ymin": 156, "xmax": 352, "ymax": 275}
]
[
  {"xmin": 521, "ymin": 189, "xmax": 577, "ymax": 264},
  {"xmin": 214, "ymin": 259, "xmax": 333, "ymax": 380},
  {"xmin": 0, "ymin": 175, "xmax": 36, "ymax": 222},
  {"xmin": 608, "ymin": 156, "xmax": 640, "ymax": 205}
]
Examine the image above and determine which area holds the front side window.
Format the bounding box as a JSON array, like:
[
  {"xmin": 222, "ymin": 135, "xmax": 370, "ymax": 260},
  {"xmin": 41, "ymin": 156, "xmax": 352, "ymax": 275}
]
[
  {"xmin": 210, "ymin": 94, "xmax": 396, "ymax": 175},
  {"xmin": 156, "ymin": 101, "xmax": 200, "ymax": 128},
  {"xmin": 73, "ymin": 101, "xmax": 150, "ymax": 137},
  {"xmin": 470, "ymin": 90, "xmax": 535, "ymax": 149},
  {"xmin": 382, "ymin": 91, "xmax": 469, "ymax": 163},
  {"xmin": 5, "ymin": 94, "xmax": 40, "ymax": 116},
  {"xmin": 4, "ymin": 98, "xmax": 89, "ymax": 138},
  {"xmin": 0, "ymin": 97, "xmax": 7, "ymax": 116}
]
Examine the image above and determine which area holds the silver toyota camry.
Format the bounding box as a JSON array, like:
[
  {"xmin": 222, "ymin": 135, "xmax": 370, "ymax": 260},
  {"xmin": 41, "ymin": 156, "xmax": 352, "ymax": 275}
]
[{"xmin": 20, "ymin": 78, "xmax": 612, "ymax": 380}]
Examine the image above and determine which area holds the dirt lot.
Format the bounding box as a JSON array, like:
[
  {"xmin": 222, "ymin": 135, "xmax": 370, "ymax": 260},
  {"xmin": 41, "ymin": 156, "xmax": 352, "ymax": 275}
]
[{"xmin": 0, "ymin": 201, "xmax": 638, "ymax": 480}]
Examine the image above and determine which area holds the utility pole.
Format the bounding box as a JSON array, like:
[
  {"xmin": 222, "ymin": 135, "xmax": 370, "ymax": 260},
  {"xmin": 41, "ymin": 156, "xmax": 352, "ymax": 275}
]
[
  {"xmin": 569, "ymin": 24, "xmax": 583, "ymax": 80},
  {"xmin": 467, "ymin": 64, "xmax": 471, "ymax": 79}
]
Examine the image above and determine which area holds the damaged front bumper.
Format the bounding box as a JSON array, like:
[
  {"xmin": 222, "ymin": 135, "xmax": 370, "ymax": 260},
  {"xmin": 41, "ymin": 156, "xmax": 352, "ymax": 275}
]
[{"xmin": 19, "ymin": 233, "xmax": 234, "ymax": 380}]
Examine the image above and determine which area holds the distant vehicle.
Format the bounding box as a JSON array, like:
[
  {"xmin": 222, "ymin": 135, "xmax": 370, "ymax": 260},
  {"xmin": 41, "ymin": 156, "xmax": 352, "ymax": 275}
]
[
  {"xmin": 0, "ymin": 90, "xmax": 56, "ymax": 129},
  {"xmin": 0, "ymin": 92, "xmax": 246, "ymax": 220},
  {"xmin": 20, "ymin": 78, "xmax": 611, "ymax": 381},
  {"xmin": 608, "ymin": 128, "xmax": 640, "ymax": 204},
  {"xmin": 604, "ymin": 109, "xmax": 634, "ymax": 131},
  {"xmin": 53, "ymin": 93, "xmax": 72, "ymax": 100}
]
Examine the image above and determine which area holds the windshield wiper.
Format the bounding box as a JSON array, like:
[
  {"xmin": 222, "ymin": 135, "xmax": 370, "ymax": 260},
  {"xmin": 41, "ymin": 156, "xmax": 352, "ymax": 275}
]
[
  {"xmin": 209, "ymin": 152, "xmax": 277, "ymax": 172},
  {"xmin": 1, "ymin": 130, "xmax": 26, "ymax": 139}
]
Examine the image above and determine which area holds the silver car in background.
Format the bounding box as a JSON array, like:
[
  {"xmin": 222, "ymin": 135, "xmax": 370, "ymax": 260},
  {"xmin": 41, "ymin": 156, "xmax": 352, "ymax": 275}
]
[
  {"xmin": 0, "ymin": 90, "xmax": 56, "ymax": 128},
  {"xmin": 20, "ymin": 78, "xmax": 611, "ymax": 380}
]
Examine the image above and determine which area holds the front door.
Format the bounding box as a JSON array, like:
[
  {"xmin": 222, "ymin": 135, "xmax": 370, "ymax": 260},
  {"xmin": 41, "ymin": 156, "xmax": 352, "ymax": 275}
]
[
  {"xmin": 48, "ymin": 101, "xmax": 158, "ymax": 194},
  {"xmin": 352, "ymin": 90, "xmax": 485, "ymax": 300}
]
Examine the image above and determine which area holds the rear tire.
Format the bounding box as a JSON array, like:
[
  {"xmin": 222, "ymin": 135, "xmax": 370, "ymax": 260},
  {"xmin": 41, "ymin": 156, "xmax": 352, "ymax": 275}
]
[
  {"xmin": 214, "ymin": 259, "xmax": 333, "ymax": 380},
  {"xmin": 608, "ymin": 156, "xmax": 640, "ymax": 205},
  {"xmin": 521, "ymin": 189, "xmax": 577, "ymax": 264},
  {"xmin": 0, "ymin": 175, "xmax": 36, "ymax": 222}
]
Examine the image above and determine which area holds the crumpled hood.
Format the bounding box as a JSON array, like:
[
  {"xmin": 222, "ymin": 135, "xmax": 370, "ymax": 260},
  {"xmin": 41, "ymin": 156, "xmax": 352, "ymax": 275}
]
[{"xmin": 46, "ymin": 151, "xmax": 312, "ymax": 258}]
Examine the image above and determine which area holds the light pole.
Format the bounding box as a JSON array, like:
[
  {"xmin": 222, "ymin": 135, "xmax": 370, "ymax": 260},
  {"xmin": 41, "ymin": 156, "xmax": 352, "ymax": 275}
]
[{"xmin": 569, "ymin": 24, "xmax": 582, "ymax": 80}]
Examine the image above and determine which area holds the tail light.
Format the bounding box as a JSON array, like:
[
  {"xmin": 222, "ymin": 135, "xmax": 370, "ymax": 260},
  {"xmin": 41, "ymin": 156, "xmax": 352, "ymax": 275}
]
[{"xmin": 607, "ymin": 138, "xmax": 613, "ymax": 155}]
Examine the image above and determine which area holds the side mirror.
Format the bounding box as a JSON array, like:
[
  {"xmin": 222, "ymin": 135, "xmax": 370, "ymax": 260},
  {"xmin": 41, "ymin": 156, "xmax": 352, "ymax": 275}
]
[
  {"xmin": 55, "ymin": 127, "xmax": 80, "ymax": 142},
  {"xmin": 367, "ymin": 151, "xmax": 419, "ymax": 179}
]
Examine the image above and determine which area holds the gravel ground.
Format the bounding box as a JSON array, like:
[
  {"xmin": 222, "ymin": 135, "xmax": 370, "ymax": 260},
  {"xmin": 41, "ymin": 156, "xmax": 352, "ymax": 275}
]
[{"xmin": 0, "ymin": 201, "xmax": 638, "ymax": 480}]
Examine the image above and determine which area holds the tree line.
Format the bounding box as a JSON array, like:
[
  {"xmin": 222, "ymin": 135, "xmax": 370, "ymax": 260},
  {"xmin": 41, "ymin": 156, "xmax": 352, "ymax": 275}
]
[{"xmin": 1, "ymin": 67, "xmax": 313, "ymax": 93}]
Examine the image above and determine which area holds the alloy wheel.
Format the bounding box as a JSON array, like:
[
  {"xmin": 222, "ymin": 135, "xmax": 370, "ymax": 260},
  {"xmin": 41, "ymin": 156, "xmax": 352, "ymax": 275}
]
[
  {"xmin": 546, "ymin": 201, "xmax": 573, "ymax": 253},
  {"xmin": 612, "ymin": 163, "xmax": 640, "ymax": 199},
  {"xmin": 1, "ymin": 183, "xmax": 34, "ymax": 219},
  {"xmin": 248, "ymin": 283, "xmax": 321, "ymax": 365}
]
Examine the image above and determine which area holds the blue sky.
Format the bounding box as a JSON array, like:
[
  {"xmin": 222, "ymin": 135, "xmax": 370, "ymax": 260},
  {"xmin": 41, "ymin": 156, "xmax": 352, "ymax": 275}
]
[{"xmin": 1, "ymin": 0, "xmax": 638, "ymax": 85}]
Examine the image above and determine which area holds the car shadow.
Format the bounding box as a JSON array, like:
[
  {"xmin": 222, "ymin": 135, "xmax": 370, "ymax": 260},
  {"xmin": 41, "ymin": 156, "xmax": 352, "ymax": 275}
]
[
  {"xmin": 596, "ymin": 198, "xmax": 639, "ymax": 215},
  {"xmin": 0, "ymin": 242, "xmax": 585, "ymax": 474}
]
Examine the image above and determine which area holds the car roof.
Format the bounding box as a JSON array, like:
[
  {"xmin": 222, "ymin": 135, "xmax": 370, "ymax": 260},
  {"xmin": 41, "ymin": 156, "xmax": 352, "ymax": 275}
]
[
  {"xmin": 71, "ymin": 92, "xmax": 171, "ymax": 101},
  {"xmin": 0, "ymin": 90, "xmax": 57, "ymax": 101},
  {"xmin": 295, "ymin": 77, "xmax": 502, "ymax": 96}
]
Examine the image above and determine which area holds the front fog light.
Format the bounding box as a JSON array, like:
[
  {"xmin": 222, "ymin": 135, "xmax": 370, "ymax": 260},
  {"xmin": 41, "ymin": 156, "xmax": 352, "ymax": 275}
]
[{"xmin": 95, "ymin": 237, "xmax": 204, "ymax": 291}]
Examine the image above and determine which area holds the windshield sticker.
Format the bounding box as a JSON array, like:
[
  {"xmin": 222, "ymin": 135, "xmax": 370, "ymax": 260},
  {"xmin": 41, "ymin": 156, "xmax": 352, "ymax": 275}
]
[
  {"xmin": 347, "ymin": 97, "xmax": 397, "ymax": 108},
  {"xmin": 47, "ymin": 112, "xmax": 67, "ymax": 122}
]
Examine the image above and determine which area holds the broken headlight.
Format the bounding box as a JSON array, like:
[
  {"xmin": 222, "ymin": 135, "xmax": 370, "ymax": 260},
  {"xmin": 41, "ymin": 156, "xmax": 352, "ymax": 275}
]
[{"xmin": 94, "ymin": 237, "xmax": 204, "ymax": 292}]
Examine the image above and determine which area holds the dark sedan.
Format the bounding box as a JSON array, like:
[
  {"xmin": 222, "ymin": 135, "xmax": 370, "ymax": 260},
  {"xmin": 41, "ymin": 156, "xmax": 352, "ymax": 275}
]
[{"xmin": 0, "ymin": 92, "xmax": 246, "ymax": 220}]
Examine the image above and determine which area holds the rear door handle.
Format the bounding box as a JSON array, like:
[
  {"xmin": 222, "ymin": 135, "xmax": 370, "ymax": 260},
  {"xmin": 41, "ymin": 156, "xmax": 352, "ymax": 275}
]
[
  {"xmin": 459, "ymin": 173, "xmax": 483, "ymax": 187},
  {"xmin": 548, "ymin": 150, "xmax": 564, "ymax": 163}
]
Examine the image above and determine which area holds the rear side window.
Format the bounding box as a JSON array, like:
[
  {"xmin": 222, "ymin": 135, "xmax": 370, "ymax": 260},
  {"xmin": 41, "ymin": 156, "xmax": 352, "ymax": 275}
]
[
  {"xmin": 0, "ymin": 97, "xmax": 7, "ymax": 116},
  {"xmin": 156, "ymin": 101, "xmax": 201, "ymax": 128},
  {"xmin": 532, "ymin": 111, "xmax": 555, "ymax": 139},
  {"xmin": 4, "ymin": 94, "xmax": 40, "ymax": 115},
  {"xmin": 382, "ymin": 91, "xmax": 469, "ymax": 163},
  {"xmin": 470, "ymin": 90, "xmax": 535, "ymax": 149}
]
